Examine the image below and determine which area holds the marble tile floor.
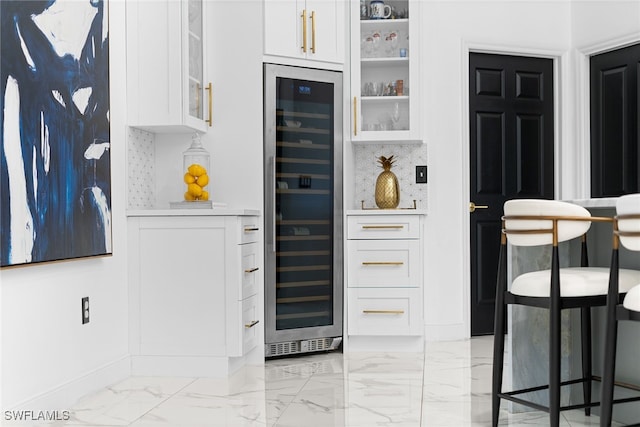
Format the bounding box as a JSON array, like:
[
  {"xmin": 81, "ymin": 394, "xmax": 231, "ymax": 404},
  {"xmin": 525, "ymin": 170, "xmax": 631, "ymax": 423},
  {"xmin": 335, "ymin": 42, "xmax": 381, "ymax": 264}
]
[{"xmin": 15, "ymin": 336, "xmax": 622, "ymax": 427}]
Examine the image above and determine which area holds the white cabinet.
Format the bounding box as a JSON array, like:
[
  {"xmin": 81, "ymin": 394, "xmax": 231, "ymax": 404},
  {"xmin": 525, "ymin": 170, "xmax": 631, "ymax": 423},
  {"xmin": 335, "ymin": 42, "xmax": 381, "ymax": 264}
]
[
  {"xmin": 345, "ymin": 212, "xmax": 424, "ymax": 349},
  {"xmin": 126, "ymin": 0, "xmax": 212, "ymax": 133},
  {"xmin": 264, "ymin": 0, "xmax": 345, "ymax": 65},
  {"xmin": 128, "ymin": 212, "xmax": 262, "ymax": 377},
  {"xmin": 350, "ymin": 0, "xmax": 421, "ymax": 143}
]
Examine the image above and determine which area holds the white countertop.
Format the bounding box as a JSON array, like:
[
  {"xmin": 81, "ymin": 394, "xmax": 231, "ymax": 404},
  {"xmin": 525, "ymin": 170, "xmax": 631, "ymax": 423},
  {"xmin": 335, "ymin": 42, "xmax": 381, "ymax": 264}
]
[
  {"xmin": 565, "ymin": 197, "xmax": 618, "ymax": 209},
  {"xmin": 127, "ymin": 208, "xmax": 261, "ymax": 217},
  {"xmin": 346, "ymin": 209, "xmax": 428, "ymax": 216}
]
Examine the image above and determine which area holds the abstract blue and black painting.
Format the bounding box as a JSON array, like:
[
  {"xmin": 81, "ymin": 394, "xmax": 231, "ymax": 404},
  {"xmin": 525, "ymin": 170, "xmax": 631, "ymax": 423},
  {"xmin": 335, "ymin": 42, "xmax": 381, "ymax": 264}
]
[{"xmin": 1, "ymin": 0, "xmax": 111, "ymax": 267}]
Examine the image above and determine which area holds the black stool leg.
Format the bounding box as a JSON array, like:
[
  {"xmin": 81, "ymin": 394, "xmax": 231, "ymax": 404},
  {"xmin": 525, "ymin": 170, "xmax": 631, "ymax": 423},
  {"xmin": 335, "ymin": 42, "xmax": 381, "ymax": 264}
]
[
  {"xmin": 549, "ymin": 247, "xmax": 561, "ymax": 427},
  {"xmin": 492, "ymin": 242, "xmax": 507, "ymax": 427},
  {"xmin": 581, "ymin": 307, "xmax": 592, "ymax": 416},
  {"xmin": 600, "ymin": 249, "xmax": 620, "ymax": 427}
]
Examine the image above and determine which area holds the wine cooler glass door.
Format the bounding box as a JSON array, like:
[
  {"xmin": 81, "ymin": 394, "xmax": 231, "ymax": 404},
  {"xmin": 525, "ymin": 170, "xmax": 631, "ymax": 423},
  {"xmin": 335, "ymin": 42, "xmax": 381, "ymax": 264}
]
[{"xmin": 264, "ymin": 64, "xmax": 343, "ymax": 346}]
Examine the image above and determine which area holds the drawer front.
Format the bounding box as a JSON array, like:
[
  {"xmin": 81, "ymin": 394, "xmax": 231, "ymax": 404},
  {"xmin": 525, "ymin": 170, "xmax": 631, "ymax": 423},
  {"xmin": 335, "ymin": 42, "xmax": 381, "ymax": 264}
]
[
  {"xmin": 347, "ymin": 215, "xmax": 420, "ymax": 240},
  {"xmin": 239, "ymin": 216, "xmax": 261, "ymax": 244},
  {"xmin": 241, "ymin": 243, "xmax": 260, "ymax": 299},
  {"xmin": 241, "ymin": 294, "xmax": 260, "ymax": 355},
  {"xmin": 347, "ymin": 240, "xmax": 420, "ymax": 288},
  {"xmin": 347, "ymin": 288, "xmax": 422, "ymax": 336}
]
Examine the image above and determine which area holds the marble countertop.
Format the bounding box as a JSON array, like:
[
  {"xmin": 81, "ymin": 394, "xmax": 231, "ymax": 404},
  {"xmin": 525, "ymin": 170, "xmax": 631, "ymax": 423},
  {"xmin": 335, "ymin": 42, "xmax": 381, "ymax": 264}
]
[
  {"xmin": 346, "ymin": 209, "xmax": 428, "ymax": 216},
  {"xmin": 127, "ymin": 208, "xmax": 261, "ymax": 217}
]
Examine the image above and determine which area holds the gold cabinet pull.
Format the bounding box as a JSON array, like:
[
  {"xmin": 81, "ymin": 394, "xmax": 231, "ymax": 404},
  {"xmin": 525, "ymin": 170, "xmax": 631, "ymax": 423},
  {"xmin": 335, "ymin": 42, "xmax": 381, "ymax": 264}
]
[
  {"xmin": 205, "ymin": 82, "xmax": 212, "ymax": 126},
  {"xmin": 469, "ymin": 202, "xmax": 489, "ymax": 213},
  {"xmin": 244, "ymin": 320, "xmax": 260, "ymax": 328},
  {"xmin": 353, "ymin": 96, "xmax": 357, "ymax": 136},
  {"xmin": 244, "ymin": 227, "xmax": 259, "ymax": 232},
  {"xmin": 361, "ymin": 225, "xmax": 404, "ymax": 229},
  {"xmin": 244, "ymin": 267, "xmax": 259, "ymax": 273},
  {"xmin": 362, "ymin": 261, "xmax": 404, "ymax": 266},
  {"xmin": 310, "ymin": 10, "xmax": 316, "ymax": 53},
  {"xmin": 363, "ymin": 310, "xmax": 405, "ymax": 314},
  {"xmin": 301, "ymin": 9, "xmax": 307, "ymax": 52}
]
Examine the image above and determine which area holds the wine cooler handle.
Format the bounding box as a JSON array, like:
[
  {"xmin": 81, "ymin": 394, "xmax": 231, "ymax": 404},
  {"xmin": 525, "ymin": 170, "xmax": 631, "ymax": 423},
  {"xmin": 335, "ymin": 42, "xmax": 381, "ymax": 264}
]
[{"xmin": 271, "ymin": 155, "xmax": 276, "ymax": 253}]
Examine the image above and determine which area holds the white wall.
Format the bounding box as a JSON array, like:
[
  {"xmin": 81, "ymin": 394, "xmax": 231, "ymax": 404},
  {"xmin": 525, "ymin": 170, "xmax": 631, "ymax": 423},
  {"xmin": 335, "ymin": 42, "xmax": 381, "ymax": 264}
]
[
  {"xmin": 419, "ymin": 0, "xmax": 640, "ymax": 340},
  {"xmin": 1, "ymin": 0, "xmax": 130, "ymax": 410},
  {"xmin": 420, "ymin": 1, "xmax": 572, "ymax": 339}
]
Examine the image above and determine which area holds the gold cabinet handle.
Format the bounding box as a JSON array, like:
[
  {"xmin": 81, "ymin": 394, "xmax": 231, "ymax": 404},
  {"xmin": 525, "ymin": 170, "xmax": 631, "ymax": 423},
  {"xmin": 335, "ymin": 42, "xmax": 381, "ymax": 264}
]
[
  {"xmin": 353, "ymin": 96, "xmax": 357, "ymax": 136},
  {"xmin": 469, "ymin": 202, "xmax": 489, "ymax": 213},
  {"xmin": 310, "ymin": 10, "xmax": 316, "ymax": 53},
  {"xmin": 244, "ymin": 267, "xmax": 259, "ymax": 273},
  {"xmin": 205, "ymin": 82, "xmax": 212, "ymax": 126},
  {"xmin": 244, "ymin": 227, "xmax": 259, "ymax": 232},
  {"xmin": 362, "ymin": 261, "xmax": 404, "ymax": 266},
  {"xmin": 361, "ymin": 225, "xmax": 404, "ymax": 229},
  {"xmin": 363, "ymin": 310, "xmax": 405, "ymax": 314},
  {"xmin": 301, "ymin": 9, "xmax": 307, "ymax": 52},
  {"xmin": 244, "ymin": 320, "xmax": 259, "ymax": 328}
]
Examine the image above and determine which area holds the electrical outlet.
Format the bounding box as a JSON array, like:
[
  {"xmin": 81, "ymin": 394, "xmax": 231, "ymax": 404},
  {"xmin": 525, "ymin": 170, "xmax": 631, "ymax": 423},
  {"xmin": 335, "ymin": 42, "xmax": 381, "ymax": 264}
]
[
  {"xmin": 81, "ymin": 297, "xmax": 90, "ymax": 324},
  {"xmin": 416, "ymin": 165, "xmax": 427, "ymax": 183}
]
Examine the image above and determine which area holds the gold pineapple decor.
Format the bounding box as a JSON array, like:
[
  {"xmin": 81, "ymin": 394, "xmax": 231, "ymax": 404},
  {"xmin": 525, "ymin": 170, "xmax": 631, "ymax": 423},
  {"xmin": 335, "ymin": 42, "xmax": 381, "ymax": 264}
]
[{"xmin": 375, "ymin": 155, "xmax": 400, "ymax": 209}]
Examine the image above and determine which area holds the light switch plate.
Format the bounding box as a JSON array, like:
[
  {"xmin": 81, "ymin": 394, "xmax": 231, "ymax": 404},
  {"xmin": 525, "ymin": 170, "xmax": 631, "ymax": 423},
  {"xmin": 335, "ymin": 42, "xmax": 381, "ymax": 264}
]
[{"xmin": 416, "ymin": 166, "xmax": 427, "ymax": 183}]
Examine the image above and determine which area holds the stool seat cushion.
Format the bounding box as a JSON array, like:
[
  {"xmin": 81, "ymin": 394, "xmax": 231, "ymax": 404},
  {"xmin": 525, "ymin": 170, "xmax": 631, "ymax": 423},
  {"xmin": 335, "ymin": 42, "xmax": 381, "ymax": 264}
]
[
  {"xmin": 623, "ymin": 284, "xmax": 640, "ymax": 312},
  {"xmin": 511, "ymin": 267, "xmax": 640, "ymax": 298}
]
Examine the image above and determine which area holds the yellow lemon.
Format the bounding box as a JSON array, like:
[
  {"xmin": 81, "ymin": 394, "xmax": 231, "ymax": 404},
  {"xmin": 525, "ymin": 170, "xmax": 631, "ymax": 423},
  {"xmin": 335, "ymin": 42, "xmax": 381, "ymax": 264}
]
[
  {"xmin": 187, "ymin": 163, "xmax": 206, "ymax": 177},
  {"xmin": 187, "ymin": 183, "xmax": 203, "ymax": 197},
  {"xmin": 184, "ymin": 173, "xmax": 196, "ymax": 184},
  {"xmin": 184, "ymin": 191, "xmax": 196, "ymax": 201},
  {"xmin": 196, "ymin": 174, "xmax": 209, "ymax": 187},
  {"xmin": 200, "ymin": 190, "xmax": 209, "ymax": 201}
]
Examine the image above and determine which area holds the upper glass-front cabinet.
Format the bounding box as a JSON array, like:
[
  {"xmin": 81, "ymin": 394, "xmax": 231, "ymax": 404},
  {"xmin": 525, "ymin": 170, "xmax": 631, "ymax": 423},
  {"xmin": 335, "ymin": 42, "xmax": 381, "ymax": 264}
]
[
  {"xmin": 126, "ymin": 0, "xmax": 211, "ymax": 133},
  {"xmin": 186, "ymin": 0, "xmax": 207, "ymax": 127},
  {"xmin": 350, "ymin": 0, "xmax": 420, "ymax": 143}
]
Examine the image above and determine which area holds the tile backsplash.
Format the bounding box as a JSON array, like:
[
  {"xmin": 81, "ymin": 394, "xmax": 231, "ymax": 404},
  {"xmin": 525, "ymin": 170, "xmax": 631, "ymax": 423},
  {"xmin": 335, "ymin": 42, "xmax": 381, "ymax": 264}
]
[
  {"xmin": 127, "ymin": 127, "xmax": 155, "ymax": 209},
  {"xmin": 353, "ymin": 143, "xmax": 428, "ymax": 210}
]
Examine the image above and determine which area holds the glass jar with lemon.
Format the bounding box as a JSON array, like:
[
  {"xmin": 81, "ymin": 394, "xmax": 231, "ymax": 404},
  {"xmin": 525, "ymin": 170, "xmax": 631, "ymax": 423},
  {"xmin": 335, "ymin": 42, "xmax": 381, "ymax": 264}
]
[{"xmin": 183, "ymin": 133, "xmax": 210, "ymax": 201}]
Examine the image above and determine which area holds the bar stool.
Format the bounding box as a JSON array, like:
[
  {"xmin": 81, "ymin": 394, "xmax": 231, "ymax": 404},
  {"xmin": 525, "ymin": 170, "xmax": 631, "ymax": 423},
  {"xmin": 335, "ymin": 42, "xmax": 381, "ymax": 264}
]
[
  {"xmin": 491, "ymin": 199, "xmax": 640, "ymax": 427},
  {"xmin": 600, "ymin": 193, "xmax": 640, "ymax": 427}
]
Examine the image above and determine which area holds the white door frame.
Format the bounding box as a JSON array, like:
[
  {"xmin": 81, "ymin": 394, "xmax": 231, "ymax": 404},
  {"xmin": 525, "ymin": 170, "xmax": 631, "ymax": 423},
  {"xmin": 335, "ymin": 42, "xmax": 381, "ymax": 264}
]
[{"xmin": 460, "ymin": 41, "xmax": 567, "ymax": 338}]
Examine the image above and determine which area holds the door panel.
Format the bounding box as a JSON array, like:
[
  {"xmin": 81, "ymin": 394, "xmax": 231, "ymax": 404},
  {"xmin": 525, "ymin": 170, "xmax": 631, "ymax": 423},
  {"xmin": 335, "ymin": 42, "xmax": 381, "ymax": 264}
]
[
  {"xmin": 469, "ymin": 53, "xmax": 554, "ymax": 336},
  {"xmin": 590, "ymin": 43, "xmax": 640, "ymax": 196}
]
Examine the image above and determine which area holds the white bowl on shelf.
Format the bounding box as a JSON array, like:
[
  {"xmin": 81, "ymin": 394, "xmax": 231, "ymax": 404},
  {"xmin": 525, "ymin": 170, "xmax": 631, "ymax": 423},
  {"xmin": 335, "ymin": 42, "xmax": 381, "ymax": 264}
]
[{"xmin": 284, "ymin": 120, "xmax": 302, "ymax": 128}]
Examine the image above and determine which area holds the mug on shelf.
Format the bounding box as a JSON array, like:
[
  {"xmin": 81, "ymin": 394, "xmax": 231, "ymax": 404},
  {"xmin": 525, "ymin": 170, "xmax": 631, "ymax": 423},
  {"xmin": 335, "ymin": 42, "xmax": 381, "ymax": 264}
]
[{"xmin": 369, "ymin": 0, "xmax": 391, "ymax": 19}]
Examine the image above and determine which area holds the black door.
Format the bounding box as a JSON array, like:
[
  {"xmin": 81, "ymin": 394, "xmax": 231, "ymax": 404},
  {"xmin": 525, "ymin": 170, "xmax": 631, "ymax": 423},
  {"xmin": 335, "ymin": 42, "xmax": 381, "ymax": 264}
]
[
  {"xmin": 469, "ymin": 53, "xmax": 555, "ymax": 336},
  {"xmin": 590, "ymin": 43, "xmax": 640, "ymax": 197}
]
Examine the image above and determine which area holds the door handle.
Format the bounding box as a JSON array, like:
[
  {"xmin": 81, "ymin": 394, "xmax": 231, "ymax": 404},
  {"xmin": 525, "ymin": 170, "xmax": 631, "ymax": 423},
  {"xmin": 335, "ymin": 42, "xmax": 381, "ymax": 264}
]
[{"xmin": 469, "ymin": 202, "xmax": 489, "ymax": 213}]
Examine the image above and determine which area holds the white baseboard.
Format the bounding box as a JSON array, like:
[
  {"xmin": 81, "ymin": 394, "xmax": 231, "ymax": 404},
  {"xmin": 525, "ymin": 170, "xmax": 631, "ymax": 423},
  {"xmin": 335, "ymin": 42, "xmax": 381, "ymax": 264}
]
[
  {"xmin": 8, "ymin": 355, "xmax": 130, "ymax": 411},
  {"xmin": 131, "ymin": 355, "xmax": 242, "ymax": 378},
  {"xmin": 424, "ymin": 323, "xmax": 467, "ymax": 341},
  {"xmin": 344, "ymin": 335, "xmax": 424, "ymax": 353}
]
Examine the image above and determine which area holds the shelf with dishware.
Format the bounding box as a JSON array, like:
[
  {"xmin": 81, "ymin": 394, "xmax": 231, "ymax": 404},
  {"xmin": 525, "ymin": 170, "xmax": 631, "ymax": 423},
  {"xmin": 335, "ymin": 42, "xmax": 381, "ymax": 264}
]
[{"xmin": 350, "ymin": 0, "xmax": 421, "ymax": 144}]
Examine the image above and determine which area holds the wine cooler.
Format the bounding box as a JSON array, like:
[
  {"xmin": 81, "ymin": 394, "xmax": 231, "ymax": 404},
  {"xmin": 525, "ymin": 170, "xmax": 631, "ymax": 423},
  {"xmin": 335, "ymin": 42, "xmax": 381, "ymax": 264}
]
[{"xmin": 263, "ymin": 64, "xmax": 343, "ymax": 358}]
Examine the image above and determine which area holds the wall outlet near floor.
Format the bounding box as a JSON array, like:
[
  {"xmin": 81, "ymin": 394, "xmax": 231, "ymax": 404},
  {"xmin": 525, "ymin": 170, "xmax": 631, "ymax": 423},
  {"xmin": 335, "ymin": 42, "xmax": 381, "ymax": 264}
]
[
  {"xmin": 416, "ymin": 165, "xmax": 427, "ymax": 183},
  {"xmin": 81, "ymin": 297, "xmax": 90, "ymax": 324}
]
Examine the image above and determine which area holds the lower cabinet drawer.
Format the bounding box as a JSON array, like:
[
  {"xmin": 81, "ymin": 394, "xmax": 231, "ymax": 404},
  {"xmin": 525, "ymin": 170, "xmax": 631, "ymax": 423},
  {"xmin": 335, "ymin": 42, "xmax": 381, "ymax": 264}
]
[
  {"xmin": 347, "ymin": 288, "xmax": 422, "ymax": 336},
  {"xmin": 241, "ymin": 294, "xmax": 260, "ymax": 355},
  {"xmin": 241, "ymin": 243, "xmax": 260, "ymax": 299},
  {"xmin": 227, "ymin": 294, "xmax": 260, "ymax": 357},
  {"xmin": 347, "ymin": 240, "xmax": 420, "ymax": 287}
]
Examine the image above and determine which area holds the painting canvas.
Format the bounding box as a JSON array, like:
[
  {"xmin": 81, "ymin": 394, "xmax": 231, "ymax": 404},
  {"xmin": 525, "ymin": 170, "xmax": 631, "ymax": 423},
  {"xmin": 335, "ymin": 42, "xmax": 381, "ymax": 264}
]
[{"xmin": 1, "ymin": 0, "xmax": 111, "ymax": 267}]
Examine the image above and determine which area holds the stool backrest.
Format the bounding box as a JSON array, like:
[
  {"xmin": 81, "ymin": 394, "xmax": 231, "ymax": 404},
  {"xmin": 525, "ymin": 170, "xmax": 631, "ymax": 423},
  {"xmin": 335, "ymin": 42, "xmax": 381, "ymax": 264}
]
[
  {"xmin": 503, "ymin": 199, "xmax": 591, "ymax": 247},
  {"xmin": 616, "ymin": 193, "xmax": 640, "ymax": 252}
]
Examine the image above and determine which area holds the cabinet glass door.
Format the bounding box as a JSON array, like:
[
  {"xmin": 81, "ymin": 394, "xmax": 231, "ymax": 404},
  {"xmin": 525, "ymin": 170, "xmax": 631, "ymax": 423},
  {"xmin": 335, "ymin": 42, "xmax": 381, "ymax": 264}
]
[
  {"xmin": 187, "ymin": 0, "xmax": 204, "ymax": 121},
  {"xmin": 274, "ymin": 77, "xmax": 336, "ymax": 331}
]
